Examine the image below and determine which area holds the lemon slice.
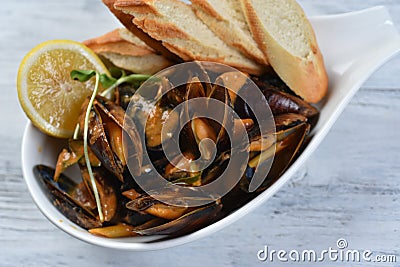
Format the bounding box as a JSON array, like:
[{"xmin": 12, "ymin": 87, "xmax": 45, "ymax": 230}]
[{"xmin": 17, "ymin": 40, "xmax": 109, "ymax": 138}]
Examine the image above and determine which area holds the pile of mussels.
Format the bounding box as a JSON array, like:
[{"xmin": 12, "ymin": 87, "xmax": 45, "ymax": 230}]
[{"xmin": 34, "ymin": 66, "xmax": 319, "ymax": 238}]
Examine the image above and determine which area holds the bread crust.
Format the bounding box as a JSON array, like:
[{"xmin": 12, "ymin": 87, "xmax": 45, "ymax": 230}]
[
  {"xmin": 83, "ymin": 29, "xmax": 154, "ymax": 56},
  {"xmin": 132, "ymin": 17, "xmax": 190, "ymax": 41},
  {"xmin": 191, "ymin": 0, "xmax": 224, "ymax": 20},
  {"xmin": 114, "ymin": 0, "xmax": 265, "ymax": 75},
  {"xmin": 191, "ymin": 0, "xmax": 268, "ymax": 65},
  {"xmin": 102, "ymin": 0, "xmax": 181, "ymax": 62},
  {"xmin": 84, "ymin": 28, "xmax": 173, "ymax": 74},
  {"xmin": 241, "ymin": 0, "xmax": 328, "ymax": 103}
]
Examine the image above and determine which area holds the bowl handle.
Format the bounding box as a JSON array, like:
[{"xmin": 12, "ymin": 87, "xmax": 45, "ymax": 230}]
[{"xmin": 310, "ymin": 6, "xmax": 400, "ymax": 78}]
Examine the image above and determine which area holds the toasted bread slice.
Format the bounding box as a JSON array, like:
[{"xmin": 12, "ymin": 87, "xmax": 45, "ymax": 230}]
[
  {"xmin": 84, "ymin": 29, "xmax": 152, "ymax": 56},
  {"xmin": 241, "ymin": 0, "xmax": 328, "ymax": 103},
  {"xmin": 114, "ymin": 0, "xmax": 265, "ymax": 75},
  {"xmin": 191, "ymin": 0, "xmax": 267, "ymax": 65},
  {"xmin": 102, "ymin": 0, "xmax": 181, "ymax": 62},
  {"xmin": 84, "ymin": 29, "xmax": 172, "ymax": 74}
]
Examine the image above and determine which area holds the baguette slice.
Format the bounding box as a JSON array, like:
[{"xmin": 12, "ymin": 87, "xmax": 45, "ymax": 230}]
[
  {"xmin": 191, "ymin": 0, "xmax": 267, "ymax": 65},
  {"xmin": 84, "ymin": 29, "xmax": 172, "ymax": 74},
  {"xmin": 102, "ymin": 0, "xmax": 181, "ymax": 62},
  {"xmin": 114, "ymin": 0, "xmax": 265, "ymax": 75},
  {"xmin": 241, "ymin": 0, "xmax": 328, "ymax": 103}
]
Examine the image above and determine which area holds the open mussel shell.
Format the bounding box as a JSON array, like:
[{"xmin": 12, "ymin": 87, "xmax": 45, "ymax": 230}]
[
  {"xmin": 82, "ymin": 97, "xmax": 123, "ymax": 180},
  {"xmin": 126, "ymin": 195, "xmax": 189, "ymax": 220},
  {"xmin": 201, "ymin": 151, "xmax": 230, "ymax": 185},
  {"xmin": 126, "ymin": 78, "xmax": 181, "ymax": 154},
  {"xmin": 145, "ymin": 78, "xmax": 181, "ymax": 150},
  {"xmin": 121, "ymin": 211, "xmax": 158, "ymax": 227},
  {"xmin": 234, "ymin": 82, "xmax": 319, "ymax": 129},
  {"xmin": 186, "ymin": 61, "xmax": 213, "ymax": 96},
  {"xmin": 214, "ymin": 71, "xmax": 248, "ymax": 105},
  {"xmin": 182, "ymin": 77, "xmax": 235, "ymax": 157},
  {"xmin": 207, "ymin": 81, "xmax": 233, "ymax": 151},
  {"xmin": 267, "ymin": 123, "xmax": 310, "ymax": 180},
  {"xmin": 274, "ymin": 113, "xmax": 308, "ymax": 131},
  {"xmin": 162, "ymin": 151, "xmax": 203, "ymax": 186},
  {"xmin": 145, "ymin": 105, "xmax": 180, "ymax": 150},
  {"xmin": 81, "ymin": 95, "xmax": 143, "ymax": 180},
  {"xmin": 251, "ymin": 71, "xmax": 295, "ymax": 94},
  {"xmin": 243, "ymin": 122, "xmax": 310, "ymax": 192},
  {"xmin": 54, "ymin": 139, "xmax": 103, "ymax": 182},
  {"xmin": 186, "ymin": 77, "xmax": 206, "ymax": 101},
  {"xmin": 261, "ymin": 88, "xmax": 319, "ymax": 127},
  {"xmin": 178, "ymin": 77, "xmax": 217, "ymax": 159},
  {"xmin": 132, "ymin": 201, "xmax": 222, "ymax": 236},
  {"xmin": 115, "ymin": 83, "xmax": 136, "ymax": 110},
  {"xmin": 79, "ymin": 165, "xmax": 119, "ymax": 222},
  {"xmin": 33, "ymin": 165, "xmax": 101, "ymax": 229}
]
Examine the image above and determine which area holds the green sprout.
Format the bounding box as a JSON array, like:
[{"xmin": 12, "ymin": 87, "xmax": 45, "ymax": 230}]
[{"xmin": 70, "ymin": 69, "xmax": 151, "ymax": 222}]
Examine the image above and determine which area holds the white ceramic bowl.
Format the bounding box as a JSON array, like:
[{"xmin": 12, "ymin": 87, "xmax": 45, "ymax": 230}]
[{"xmin": 22, "ymin": 6, "xmax": 400, "ymax": 250}]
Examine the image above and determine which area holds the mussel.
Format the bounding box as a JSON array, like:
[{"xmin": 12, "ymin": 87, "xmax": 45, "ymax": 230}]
[
  {"xmin": 34, "ymin": 165, "xmax": 102, "ymax": 229},
  {"xmin": 131, "ymin": 201, "xmax": 222, "ymax": 236},
  {"xmin": 234, "ymin": 76, "xmax": 319, "ymax": 128},
  {"xmin": 126, "ymin": 195, "xmax": 189, "ymax": 220},
  {"xmin": 79, "ymin": 165, "xmax": 119, "ymax": 222},
  {"xmin": 79, "ymin": 95, "xmax": 142, "ymax": 180},
  {"xmin": 242, "ymin": 114, "xmax": 310, "ymax": 192}
]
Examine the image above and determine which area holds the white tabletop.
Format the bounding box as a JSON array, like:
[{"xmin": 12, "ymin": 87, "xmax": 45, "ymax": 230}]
[{"xmin": 1, "ymin": 0, "xmax": 399, "ymax": 266}]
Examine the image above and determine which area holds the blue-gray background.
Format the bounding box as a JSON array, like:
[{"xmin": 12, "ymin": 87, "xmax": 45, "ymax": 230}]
[{"xmin": 1, "ymin": 1, "xmax": 399, "ymax": 266}]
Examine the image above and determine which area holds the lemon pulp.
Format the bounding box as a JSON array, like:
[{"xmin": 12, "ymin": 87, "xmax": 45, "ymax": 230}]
[{"xmin": 18, "ymin": 40, "xmax": 109, "ymax": 138}]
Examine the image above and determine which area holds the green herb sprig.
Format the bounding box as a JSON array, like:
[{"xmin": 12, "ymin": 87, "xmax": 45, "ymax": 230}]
[
  {"xmin": 70, "ymin": 69, "xmax": 151, "ymax": 222},
  {"xmin": 71, "ymin": 69, "xmax": 150, "ymax": 98}
]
